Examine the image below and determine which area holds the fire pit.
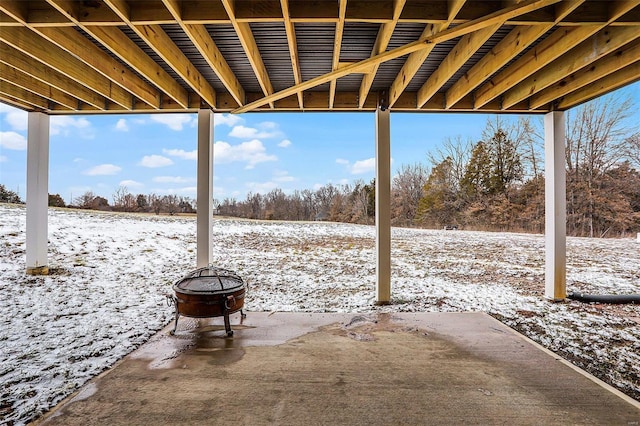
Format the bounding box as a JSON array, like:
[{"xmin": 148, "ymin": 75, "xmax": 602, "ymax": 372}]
[{"xmin": 167, "ymin": 266, "xmax": 246, "ymax": 337}]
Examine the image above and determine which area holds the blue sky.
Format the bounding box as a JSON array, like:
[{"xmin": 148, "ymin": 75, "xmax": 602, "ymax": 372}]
[{"xmin": 1, "ymin": 81, "xmax": 639, "ymax": 205}]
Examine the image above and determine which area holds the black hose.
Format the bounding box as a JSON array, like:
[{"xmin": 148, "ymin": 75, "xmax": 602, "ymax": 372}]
[{"xmin": 567, "ymin": 292, "xmax": 640, "ymax": 304}]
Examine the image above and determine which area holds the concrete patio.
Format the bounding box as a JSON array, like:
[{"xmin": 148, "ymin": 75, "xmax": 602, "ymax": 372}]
[{"xmin": 36, "ymin": 312, "xmax": 640, "ymax": 425}]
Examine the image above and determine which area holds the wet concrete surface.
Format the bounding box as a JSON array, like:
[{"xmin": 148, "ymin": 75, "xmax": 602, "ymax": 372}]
[{"xmin": 36, "ymin": 312, "xmax": 640, "ymax": 425}]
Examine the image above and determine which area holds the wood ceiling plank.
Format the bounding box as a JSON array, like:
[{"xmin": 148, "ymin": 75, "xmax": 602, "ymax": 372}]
[
  {"xmin": 530, "ymin": 39, "xmax": 640, "ymax": 109},
  {"xmin": 557, "ymin": 60, "xmax": 640, "ymax": 109},
  {"xmin": 358, "ymin": 0, "xmax": 406, "ymax": 108},
  {"xmin": 417, "ymin": 22, "xmax": 501, "ymax": 108},
  {"xmin": 502, "ymin": 25, "xmax": 640, "ymax": 109},
  {"xmin": 0, "ymin": 26, "xmax": 131, "ymax": 109},
  {"xmin": 103, "ymin": 0, "xmax": 217, "ymax": 108},
  {"xmin": 0, "ymin": 42, "xmax": 107, "ymax": 109},
  {"xmin": 221, "ymin": 0, "xmax": 274, "ymax": 107}
]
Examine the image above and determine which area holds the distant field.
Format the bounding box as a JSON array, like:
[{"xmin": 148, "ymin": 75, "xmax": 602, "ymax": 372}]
[{"xmin": 1, "ymin": 203, "xmax": 639, "ymax": 424}]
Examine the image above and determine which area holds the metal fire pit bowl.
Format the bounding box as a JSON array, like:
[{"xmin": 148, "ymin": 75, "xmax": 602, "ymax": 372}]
[{"xmin": 167, "ymin": 266, "xmax": 246, "ymax": 337}]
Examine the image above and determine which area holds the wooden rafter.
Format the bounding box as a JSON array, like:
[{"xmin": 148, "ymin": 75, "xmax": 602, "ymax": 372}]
[
  {"xmin": 0, "ymin": 62, "xmax": 76, "ymax": 110},
  {"xmin": 474, "ymin": 0, "xmax": 639, "ymax": 109},
  {"xmin": 2, "ymin": 0, "xmax": 161, "ymax": 109},
  {"xmin": 358, "ymin": 0, "xmax": 406, "ymax": 108},
  {"xmin": 234, "ymin": 0, "xmax": 562, "ymax": 113},
  {"xmin": 501, "ymin": 25, "xmax": 640, "ymax": 109},
  {"xmin": 0, "ymin": 79, "xmax": 49, "ymax": 109},
  {"xmin": 102, "ymin": 0, "xmax": 217, "ymax": 109},
  {"xmin": 445, "ymin": 0, "xmax": 585, "ymax": 109},
  {"xmin": 280, "ymin": 0, "xmax": 303, "ymax": 108},
  {"xmin": 417, "ymin": 23, "xmax": 500, "ymax": 108},
  {"xmin": 162, "ymin": 0, "xmax": 245, "ymax": 106},
  {"xmin": 388, "ymin": 0, "xmax": 465, "ymax": 107},
  {"xmin": 45, "ymin": 0, "xmax": 190, "ymax": 109},
  {"xmin": 558, "ymin": 60, "xmax": 640, "ymax": 109},
  {"xmin": 531, "ymin": 39, "xmax": 640, "ymax": 110},
  {"xmin": 0, "ymin": 42, "xmax": 106, "ymax": 109},
  {"xmin": 329, "ymin": 0, "xmax": 347, "ymax": 109},
  {"xmin": 220, "ymin": 0, "xmax": 274, "ymax": 108},
  {"xmin": 0, "ymin": 27, "xmax": 131, "ymax": 109}
]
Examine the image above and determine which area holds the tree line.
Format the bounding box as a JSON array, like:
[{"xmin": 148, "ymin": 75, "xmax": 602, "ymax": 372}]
[{"xmin": 1, "ymin": 95, "xmax": 638, "ymax": 237}]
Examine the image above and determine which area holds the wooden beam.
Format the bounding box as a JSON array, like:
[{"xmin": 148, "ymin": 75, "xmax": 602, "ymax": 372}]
[
  {"xmin": 530, "ymin": 38, "xmax": 640, "ymax": 109},
  {"xmin": 388, "ymin": 0, "xmax": 465, "ymax": 107},
  {"xmin": 445, "ymin": 0, "xmax": 586, "ymax": 109},
  {"xmin": 0, "ymin": 79, "xmax": 49, "ymax": 109},
  {"xmin": 102, "ymin": 0, "xmax": 217, "ymax": 108},
  {"xmin": 234, "ymin": 0, "xmax": 560, "ymax": 113},
  {"xmin": 221, "ymin": 0, "xmax": 274, "ymax": 107},
  {"xmin": 502, "ymin": 25, "xmax": 640, "ymax": 109},
  {"xmin": 329, "ymin": 0, "xmax": 347, "ymax": 109},
  {"xmin": 36, "ymin": 26, "xmax": 161, "ymax": 109},
  {"xmin": 474, "ymin": 0, "xmax": 639, "ymax": 108},
  {"xmin": 162, "ymin": 0, "xmax": 245, "ymax": 106},
  {"xmin": 0, "ymin": 62, "xmax": 76, "ymax": 110},
  {"xmin": 417, "ymin": 22, "xmax": 500, "ymax": 108},
  {"xmin": 280, "ymin": 0, "xmax": 303, "ymax": 108},
  {"xmin": 0, "ymin": 27, "xmax": 132, "ymax": 109},
  {"xmin": 558, "ymin": 60, "xmax": 640, "ymax": 109},
  {"xmin": 45, "ymin": 0, "xmax": 190, "ymax": 109},
  {"xmin": 358, "ymin": 0, "xmax": 406, "ymax": 108},
  {"xmin": 0, "ymin": 42, "xmax": 106, "ymax": 109}
]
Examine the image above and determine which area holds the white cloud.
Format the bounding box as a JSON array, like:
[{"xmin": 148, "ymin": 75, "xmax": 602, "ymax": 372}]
[
  {"xmin": 214, "ymin": 113, "xmax": 242, "ymax": 127},
  {"xmin": 278, "ymin": 139, "xmax": 292, "ymax": 148},
  {"xmin": 273, "ymin": 170, "xmax": 295, "ymax": 182},
  {"xmin": 0, "ymin": 105, "xmax": 27, "ymax": 131},
  {"xmin": 151, "ymin": 186, "xmax": 197, "ymax": 196},
  {"xmin": 0, "ymin": 155, "xmax": 7, "ymax": 162},
  {"xmin": 228, "ymin": 123, "xmax": 280, "ymax": 139},
  {"xmin": 229, "ymin": 125, "xmax": 260, "ymax": 139},
  {"xmin": 115, "ymin": 119, "xmax": 129, "ymax": 132},
  {"xmin": 150, "ymin": 114, "xmax": 195, "ymax": 131},
  {"xmin": 138, "ymin": 155, "xmax": 174, "ymax": 168},
  {"xmin": 119, "ymin": 180, "xmax": 143, "ymax": 188},
  {"xmin": 51, "ymin": 116, "xmax": 93, "ymax": 138},
  {"xmin": 214, "ymin": 139, "xmax": 277, "ymax": 169},
  {"xmin": 84, "ymin": 164, "xmax": 121, "ymax": 176},
  {"xmin": 0, "ymin": 131, "xmax": 27, "ymax": 150},
  {"xmin": 152, "ymin": 176, "xmax": 193, "ymax": 184},
  {"xmin": 162, "ymin": 149, "xmax": 197, "ymax": 160},
  {"xmin": 246, "ymin": 181, "xmax": 278, "ymax": 194},
  {"xmin": 336, "ymin": 158, "xmax": 349, "ymax": 165},
  {"xmin": 350, "ymin": 158, "xmax": 376, "ymax": 174}
]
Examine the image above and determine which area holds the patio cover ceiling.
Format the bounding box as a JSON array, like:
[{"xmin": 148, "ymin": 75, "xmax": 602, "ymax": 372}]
[{"xmin": 0, "ymin": 0, "xmax": 639, "ymax": 115}]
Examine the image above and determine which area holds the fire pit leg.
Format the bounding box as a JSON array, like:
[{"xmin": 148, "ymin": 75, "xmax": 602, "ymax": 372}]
[
  {"xmin": 223, "ymin": 312, "xmax": 233, "ymax": 337},
  {"xmin": 170, "ymin": 311, "xmax": 180, "ymax": 335},
  {"xmin": 241, "ymin": 309, "xmax": 246, "ymax": 319}
]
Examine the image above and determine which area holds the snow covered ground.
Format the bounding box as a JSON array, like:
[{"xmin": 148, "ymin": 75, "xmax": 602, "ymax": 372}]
[{"xmin": 1, "ymin": 203, "xmax": 639, "ymax": 424}]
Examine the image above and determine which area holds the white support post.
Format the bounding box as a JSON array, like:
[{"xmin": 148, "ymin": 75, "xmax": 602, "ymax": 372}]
[
  {"xmin": 26, "ymin": 112, "xmax": 50, "ymax": 275},
  {"xmin": 197, "ymin": 110, "xmax": 214, "ymax": 268},
  {"xmin": 375, "ymin": 107, "xmax": 391, "ymax": 304},
  {"xmin": 544, "ymin": 111, "xmax": 566, "ymax": 301}
]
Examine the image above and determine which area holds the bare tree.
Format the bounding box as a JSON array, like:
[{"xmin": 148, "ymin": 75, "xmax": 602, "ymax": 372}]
[
  {"xmin": 565, "ymin": 93, "xmax": 636, "ymax": 237},
  {"xmin": 391, "ymin": 163, "xmax": 429, "ymax": 226},
  {"xmin": 427, "ymin": 135, "xmax": 473, "ymax": 191}
]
